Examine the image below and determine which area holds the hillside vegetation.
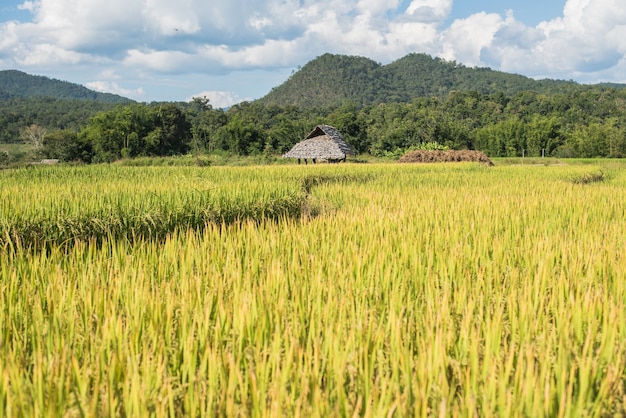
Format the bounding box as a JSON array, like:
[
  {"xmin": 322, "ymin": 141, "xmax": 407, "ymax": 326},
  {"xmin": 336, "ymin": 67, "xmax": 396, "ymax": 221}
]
[
  {"xmin": 0, "ymin": 70, "xmax": 131, "ymax": 103},
  {"xmin": 3, "ymin": 53, "xmax": 626, "ymax": 163},
  {"xmin": 0, "ymin": 97, "xmax": 124, "ymax": 143},
  {"xmin": 259, "ymin": 53, "xmax": 597, "ymax": 108},
  {"xmin": 0, "ymin": 71, "xmax": 133, "ymax": 144}
]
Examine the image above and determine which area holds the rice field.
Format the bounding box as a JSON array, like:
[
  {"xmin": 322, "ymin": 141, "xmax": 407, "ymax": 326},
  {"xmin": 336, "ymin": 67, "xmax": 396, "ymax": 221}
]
[{"xmin": 1, "ymin": 161, "xmax": 626, "ymax": 417}]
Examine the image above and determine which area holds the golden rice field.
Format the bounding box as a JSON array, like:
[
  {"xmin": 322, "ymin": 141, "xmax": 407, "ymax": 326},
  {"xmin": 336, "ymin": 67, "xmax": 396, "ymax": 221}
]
[{"xmin": 1, "ymin": 161, "xmax": 626, "ymax": 417}]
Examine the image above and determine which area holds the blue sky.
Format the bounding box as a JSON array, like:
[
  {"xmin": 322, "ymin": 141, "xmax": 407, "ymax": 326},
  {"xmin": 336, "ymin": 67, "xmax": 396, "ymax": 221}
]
[
  {"xmin": 1, "ymin": 0, "xmax": 624, "ymax": 107},
  {"xmin": 446, "ymin": 0, "xmax": 566, "ymax": 26}
]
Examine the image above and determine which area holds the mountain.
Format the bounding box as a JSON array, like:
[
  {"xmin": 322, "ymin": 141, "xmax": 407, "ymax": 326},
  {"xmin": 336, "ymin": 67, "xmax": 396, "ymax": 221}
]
[
  {"xmin": 0, "ymin": 70, "xmax": 134, "ymax": 143},
  {"xmin": 0, "ymin": 70, "xmax": 132, "ymax": 103},
  {"xmin": 259, "ymin": 53, "xmax": 623, "ymax": 109},
  {"xmin": 260, "ymin": 54, "xmax": 384, "ymax": 109}
]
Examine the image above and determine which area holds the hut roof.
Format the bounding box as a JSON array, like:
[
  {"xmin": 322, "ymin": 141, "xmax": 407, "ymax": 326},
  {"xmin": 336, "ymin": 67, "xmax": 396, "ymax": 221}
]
[{"xmin": 282, "ymin": 125, "xmax": 356, "ymax": 160}]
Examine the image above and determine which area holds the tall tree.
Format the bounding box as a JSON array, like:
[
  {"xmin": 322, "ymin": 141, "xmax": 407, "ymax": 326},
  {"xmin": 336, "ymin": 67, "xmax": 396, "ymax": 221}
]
[
  {"xmin": 20, "ymin": 124, "xmax": 47, "ymax": 149},
  {"xmin": 144, "ymin": 104, "xmax": 191, "ymax": 155}
]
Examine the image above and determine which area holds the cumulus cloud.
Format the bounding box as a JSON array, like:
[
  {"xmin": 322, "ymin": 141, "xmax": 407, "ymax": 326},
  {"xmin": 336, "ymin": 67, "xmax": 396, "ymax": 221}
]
[
  {"xmin": 2, "ymin": 0, "xmax": 452, "ymax": 72},
  {"xmin": 405, "ymin": 0, "xmax": 452, "ymax": 23},
  {"xmin": 2, "ymin": 0, "xmax": 626, "ymax": 100},
  {"xmin": 85, "ymin": 80, "xmax": 145, "ymax": 98},
  {"xmin": 439, "ymin": 12, "xmax": 505, "ymax": 66},
  {"xmin": 480, "ymin": 0, "xmax": 626, "ymax": 81},
  {"xmin": 187, "ymin": 90, "xmax": 251, "ymax": 109},
  {"xmin": 17, "ymin": 1, "xmax": 37, "ymax": 12}
]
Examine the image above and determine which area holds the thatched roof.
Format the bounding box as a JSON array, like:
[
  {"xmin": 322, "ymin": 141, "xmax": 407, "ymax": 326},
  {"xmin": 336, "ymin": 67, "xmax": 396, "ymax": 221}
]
[{"xmin": 282, "ymin": 125, "xmax": 356, "ymax": 160}]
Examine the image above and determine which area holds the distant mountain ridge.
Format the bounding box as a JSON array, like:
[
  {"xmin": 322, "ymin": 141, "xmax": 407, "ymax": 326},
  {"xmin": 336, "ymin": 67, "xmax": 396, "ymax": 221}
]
[
  {"xmin": 0, "ymin": 70, "xmax": 132, "ymax": 103},
  {"xmin": 259, "ymin": 53, "xmax": 626, "ymax": 109}
]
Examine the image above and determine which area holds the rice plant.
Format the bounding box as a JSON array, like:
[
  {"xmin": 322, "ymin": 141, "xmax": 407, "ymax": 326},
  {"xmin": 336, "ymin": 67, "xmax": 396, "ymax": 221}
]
[{"xmin": 1, "ymin": 162, "xmax": 625, "ymax": 416}]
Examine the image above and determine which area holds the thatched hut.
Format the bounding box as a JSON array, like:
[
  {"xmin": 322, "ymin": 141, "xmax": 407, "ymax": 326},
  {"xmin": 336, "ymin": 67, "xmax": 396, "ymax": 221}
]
[{"xmin": 283, "ymin": 125, "xmax": 356, "ymax": 163}]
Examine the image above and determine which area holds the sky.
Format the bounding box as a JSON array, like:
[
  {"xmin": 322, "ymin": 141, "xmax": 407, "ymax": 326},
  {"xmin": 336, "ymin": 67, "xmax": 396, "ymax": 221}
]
[{"xmin": 1, "ymin": 0, "xmax": 626, "ymax": 108}]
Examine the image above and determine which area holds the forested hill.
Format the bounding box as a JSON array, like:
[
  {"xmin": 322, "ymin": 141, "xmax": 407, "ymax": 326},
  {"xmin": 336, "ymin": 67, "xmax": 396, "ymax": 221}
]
[
  {"xmin": 0, "ymin": 70, "xmax": 132, "ymax": 103},
  {"xmin": 259, "ymin": 53, "xmax": 620, "ymax": 109},
  {"xmin": 0, "ymin": 70, "xmax": 133, "ymax": 143}
]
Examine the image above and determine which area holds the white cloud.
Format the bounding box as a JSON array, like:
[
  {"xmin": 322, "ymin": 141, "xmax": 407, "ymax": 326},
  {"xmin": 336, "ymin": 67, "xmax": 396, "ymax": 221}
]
[
  {"xmin": 356, "ymin": 0, "xmax": 401, "ymax": 16},
  {"xmin": 2, "ymin": 0, "xmax": 626, "ymax": 101},
  {"xmin": 480, "ymin": 0, "xmax": 626, "ymax": 80},
  {"xmin": 405, "ymin": 0, "xmax": 452, "ymax": 23},
  {"xmin": 124, "ymin": 49, "xmax": 198, "ymax": 73},
  {"xmin": 187, "ymin": 90, "xmax": 251, "ymax": 108},
  {"xmin": 0, "ymin": 21, "xmax": 20, "ymax": 50},
  {"xmin": 17, "ymin": 1, "xmax": 38, "ymax": 12},
  {"xmin": 439, "ymin": 12, "xmax": 505, "ymax": 66},
  {"xmin": 16, "ymin": 43, "xmax": 86, "ymax": 66},
  {"xmin": 85, "ymin": 80, "xmax": 145, "ymax": 99}
]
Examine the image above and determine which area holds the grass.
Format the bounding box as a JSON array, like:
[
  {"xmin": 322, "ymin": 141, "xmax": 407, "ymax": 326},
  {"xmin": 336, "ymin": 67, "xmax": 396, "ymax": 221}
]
[
  {"xmin": 0, "ymin": 143, "xmax": 33, "ymax": 166},
  {"xmin": 1, "ymin": 161, "xmax": 625, "ymax": 416},
  {"xmin": 114, "ymin": 153, "xmax": 296, "ymax": 167},
  {"xmin": 0, "ymin": 165, "xmax": 309, "ymax": 249}
]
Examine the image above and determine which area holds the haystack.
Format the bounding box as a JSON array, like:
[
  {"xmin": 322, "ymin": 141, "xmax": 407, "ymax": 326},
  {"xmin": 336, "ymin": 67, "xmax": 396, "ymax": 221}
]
[
  {"xmin": 398, "ymin": 150, "xmax": 494, "ymax": 166},
  {"xmin": 283, "ymin": 125, "xmax": 356, "ymax": 162}
]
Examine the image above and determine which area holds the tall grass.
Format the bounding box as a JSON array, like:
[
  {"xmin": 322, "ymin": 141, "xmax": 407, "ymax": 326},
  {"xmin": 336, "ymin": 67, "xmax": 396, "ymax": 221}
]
[
  {"xmin": 1, "ymin": 162, "xmax": 625, "ymax": 416},
  {"xmin": 0, "ymin": 165, "xmax": 308, "ymax": 249}
]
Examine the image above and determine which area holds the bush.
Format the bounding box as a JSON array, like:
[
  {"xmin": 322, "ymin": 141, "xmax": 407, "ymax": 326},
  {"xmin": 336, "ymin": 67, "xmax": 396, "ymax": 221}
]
[{"xmin": 0, "ymin": 151, "xmax": 10, "ymax": 166}]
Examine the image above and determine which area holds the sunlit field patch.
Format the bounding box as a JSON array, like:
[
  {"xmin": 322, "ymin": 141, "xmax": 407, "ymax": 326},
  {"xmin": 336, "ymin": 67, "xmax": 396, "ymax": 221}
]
[{"xmin": 1, "ymin": 161, "xmax": 625, "ymax": 416}]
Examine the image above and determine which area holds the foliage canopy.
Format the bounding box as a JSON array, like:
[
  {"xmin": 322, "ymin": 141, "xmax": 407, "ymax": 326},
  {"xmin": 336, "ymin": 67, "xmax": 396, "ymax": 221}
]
[{"xmin": 3, "ymin": 54, "xmax": 626, "ymax": 163}]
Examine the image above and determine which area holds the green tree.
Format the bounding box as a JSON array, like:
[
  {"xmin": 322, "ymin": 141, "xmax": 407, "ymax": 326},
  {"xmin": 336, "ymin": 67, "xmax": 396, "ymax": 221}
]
[
  {"xmin": 81, "ymin": 103, "xmax": 191, "ymax": 162},
  {"xmin": 265, "ymin": 114, "xmax": 309, "ymax": 153},
  {"xmin": 216, "ymin": 113, "xmax": 264, "ymax": 155},
  {"xmin": 144, "ymin": 104, "xmax": 191, "ymax": 156},
  {"xmin": 84, "ymin": 104, "xmax": 155, "ymax": 161},
  {"xmin": 327, "ymin": 101, "xmax": 368, "ymax": 153},
  {"xmin": 569, "ymin": 118, "xmax": 625, "ymax": 158},
  {"xmin": 0, "ymin": 151, "xmax": 9, "ymax": 166},
  {"xmin": 185, "ymin": 97, "xmax": 227, "ymax": 153},
  {"xmin": 83, "ymin": 110, "xmax": 125, "ymax": 162},
  {"xmin": 42, "ymin": 130, "xmax": 93, "ymax": 162},
  {"xmin": 474, "ymin": 117, "xmax": 525, "ymax": 156},
  {"xmin": 525, "ymin": 115, "xmax": 563, "ymax": 157}
]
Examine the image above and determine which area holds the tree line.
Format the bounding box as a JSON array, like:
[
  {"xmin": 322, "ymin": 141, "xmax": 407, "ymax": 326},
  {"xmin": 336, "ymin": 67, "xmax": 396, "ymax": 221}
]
[{"xmin": 7, "ymin": 86, "xmax": 626, "ymax": 163}]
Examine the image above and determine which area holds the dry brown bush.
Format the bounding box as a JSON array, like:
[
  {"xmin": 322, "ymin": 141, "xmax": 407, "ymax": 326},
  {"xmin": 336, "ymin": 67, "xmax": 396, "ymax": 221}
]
[{"xmin": 398, "ymin": 150, "xmax": 494, "ymax": 166}]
